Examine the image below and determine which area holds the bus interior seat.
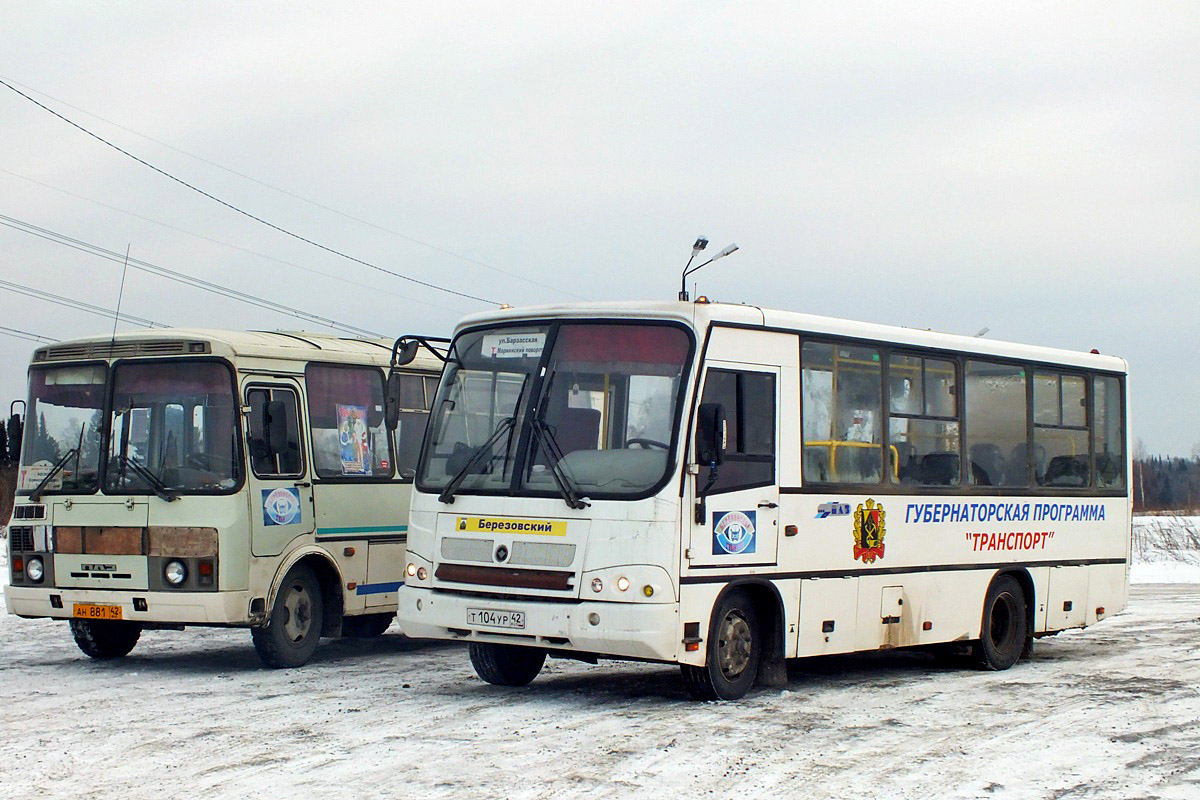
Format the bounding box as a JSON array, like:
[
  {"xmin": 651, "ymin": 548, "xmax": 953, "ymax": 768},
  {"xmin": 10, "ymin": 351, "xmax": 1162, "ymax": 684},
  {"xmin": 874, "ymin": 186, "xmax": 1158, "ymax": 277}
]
[
  {"xmin": 542, "ymin": 407, "xmax": 601, "ymax": 460},
  {"xmin": 970, "ymin": 443, "xmax": 1005, "ymax": 486},
  {"xmin": 892, "ymin": 441, "xmax": 918, "ymax": 482},
  {"xmin": 1006, "ymin": 443, "xmax": 1046, "ymax": 485},
  {"xmin": 1042, "ymin": 455, "xmax": 1088, "ymax": 487},
  {"xmin": 918, "ymin": 452, "xmax": 959, "ymax": 485}
]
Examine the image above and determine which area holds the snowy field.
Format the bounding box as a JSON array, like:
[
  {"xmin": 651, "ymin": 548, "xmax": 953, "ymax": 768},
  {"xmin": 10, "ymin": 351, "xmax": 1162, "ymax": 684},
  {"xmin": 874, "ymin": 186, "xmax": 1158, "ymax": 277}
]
[{"xmin": 1, "ymin": 518, "xmax": 1199, "ymax": 800}]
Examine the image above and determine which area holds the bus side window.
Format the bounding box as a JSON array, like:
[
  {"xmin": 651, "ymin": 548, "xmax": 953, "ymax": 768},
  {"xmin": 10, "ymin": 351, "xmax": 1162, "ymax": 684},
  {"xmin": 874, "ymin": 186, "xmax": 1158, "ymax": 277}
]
[
  {"xmin": 965, "ymin": 361, "xmax": 1027, "ymax": 488},
  {"xmin": 246, "ymin": 388, "xmax": 303, "ymax": 478},
  {"xmin": 1093, "ymin": 375, "xmax": 1125, "ymax": 489},
  {"xmin": 305, "ymin": 364, "xmax": 391, "ymax": 479},
  {"xmin": 887, "ymin": 354, "xmax": 960, "ymax": 486},
  {"xmin": 698, "ymin": 368, "xmax": 775, "ymax": 494},
  {"xmin": 802, "ymin": 341, "xmax": 882, "ymax": 484},
  {"xmin": 1034, "ymin": 371, "xmax": 1090, "ymax": 488},
  {"xmin": 393, "ymin": 374, "xmax": 430, "ymax": 479}
]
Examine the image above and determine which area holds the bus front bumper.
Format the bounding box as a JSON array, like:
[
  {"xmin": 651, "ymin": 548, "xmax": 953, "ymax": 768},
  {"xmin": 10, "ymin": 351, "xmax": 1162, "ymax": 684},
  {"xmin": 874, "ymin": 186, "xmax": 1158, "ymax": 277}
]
[
  {"xmin": 3, "ymin": 585, "xmax": 258, "ymax": 626},
  {"xmin": 397, "ymin": 586, "xmax": 681, "ymax": 663}
]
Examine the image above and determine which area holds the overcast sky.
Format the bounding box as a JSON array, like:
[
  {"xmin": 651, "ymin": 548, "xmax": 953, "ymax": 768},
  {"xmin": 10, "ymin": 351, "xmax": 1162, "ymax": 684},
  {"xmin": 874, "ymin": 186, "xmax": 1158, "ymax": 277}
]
[{"xmin": 1, "ymin": 3, "xmax": 1197, "ymax": 455}]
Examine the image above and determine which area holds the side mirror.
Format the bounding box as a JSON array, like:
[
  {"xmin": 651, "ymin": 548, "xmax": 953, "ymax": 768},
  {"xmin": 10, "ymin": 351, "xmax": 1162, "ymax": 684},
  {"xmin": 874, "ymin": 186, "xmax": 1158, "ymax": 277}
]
[
  {"xmin": 394, "ymin": 340, "xmax": 420, "ymax": 367},
  {"xmin": 384, "ymin": 370, "xmax": 402, "ymax": 431},
  {"xmin": 695, "ymin": 403, "xmax": 726, "ymax": 466}
]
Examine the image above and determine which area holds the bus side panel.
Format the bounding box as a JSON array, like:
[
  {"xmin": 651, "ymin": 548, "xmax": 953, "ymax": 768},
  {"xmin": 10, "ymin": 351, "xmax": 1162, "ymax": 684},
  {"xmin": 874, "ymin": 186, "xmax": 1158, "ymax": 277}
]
[
  {"xmin": 852, "ymin": 571, "xmax": 988, "ymax": 652},
  {"xmin": 796, "ymin": 577, "xmax": 858, "ymax": 657},
  {"xmin": 1086, "ymin": 563, "xmax": 1127, "ymax": 626},
  {"xmin": 1045, "ymin": 566, "xmax": 1090, "ymax": 630}
]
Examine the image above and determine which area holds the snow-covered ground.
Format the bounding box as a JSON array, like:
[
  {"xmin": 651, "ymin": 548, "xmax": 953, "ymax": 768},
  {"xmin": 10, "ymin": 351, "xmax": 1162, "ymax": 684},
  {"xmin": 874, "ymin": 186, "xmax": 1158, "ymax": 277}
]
[{"xmin": 1, "ymin": 518, "xmax": 1198, "ymax": 800}]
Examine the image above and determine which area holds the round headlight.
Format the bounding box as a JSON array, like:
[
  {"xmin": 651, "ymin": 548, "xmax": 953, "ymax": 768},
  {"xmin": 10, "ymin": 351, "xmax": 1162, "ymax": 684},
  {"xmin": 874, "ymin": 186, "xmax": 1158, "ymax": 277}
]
[
  {"xmin": 616, "ymin": 576, "xmax": 630, "ymax": 592},
  {"xmin": 416, "ymin": 567, "xmax": 428, "ymax": 581},
  {"xmin": 26, "ymin": 556, "xmax": 44, "ymax": 583},
  {"xmin": 164, "ymin": 560, "xmax": 187, "ymax": 586},
  {"xmin": 591, "ymin": 577, "xmax": 604, "ymax": 593},
  {"xmin": 406, "ymin": 562, "xmax": 417, "ymax": 577}
]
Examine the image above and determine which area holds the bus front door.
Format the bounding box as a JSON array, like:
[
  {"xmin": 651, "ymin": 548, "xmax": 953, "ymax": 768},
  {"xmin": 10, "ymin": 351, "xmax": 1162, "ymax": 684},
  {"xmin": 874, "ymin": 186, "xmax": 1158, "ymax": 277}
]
[{"xmin": 244, "ymin": 382, "xmax": 315, "ymax": 557}]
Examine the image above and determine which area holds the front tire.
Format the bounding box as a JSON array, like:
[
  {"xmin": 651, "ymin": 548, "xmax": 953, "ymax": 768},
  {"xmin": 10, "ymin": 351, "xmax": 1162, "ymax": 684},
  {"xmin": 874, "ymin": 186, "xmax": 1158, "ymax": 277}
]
[
  {"xmin": 70, "ymin": 619, "xmax": 142, "ymax": 659},
  {"xmin": 681, "ymin": 589, "xmax": 761, "ymax": 701},
  {"xmin": 252, "ymin": 564, "xmax": 323, "ymax": 668},
  {"xmin": 973, "ymin": 574, "xmax": 1028, "ymax": 671},
  {"xmin": 469, "ymin": 642, "xmax": 546, "ymax": 686}
]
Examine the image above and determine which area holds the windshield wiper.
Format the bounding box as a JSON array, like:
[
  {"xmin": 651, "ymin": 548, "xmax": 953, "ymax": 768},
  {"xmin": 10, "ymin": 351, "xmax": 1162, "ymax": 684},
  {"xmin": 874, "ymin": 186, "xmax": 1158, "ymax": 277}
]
[
  {"xmin": 530, "ymin": 418, "xmax": 590, "ymax": 510},
  {"xmin": 438, "ymin": 417, "xmax": 517, "ymax": 505},
  {"xmin": 28, "ymin": 447, "xmax": 78, "ymax": 503},
  {"xmin": 118, "ymin": 453, "xmax": 178, "ymax": 502}
]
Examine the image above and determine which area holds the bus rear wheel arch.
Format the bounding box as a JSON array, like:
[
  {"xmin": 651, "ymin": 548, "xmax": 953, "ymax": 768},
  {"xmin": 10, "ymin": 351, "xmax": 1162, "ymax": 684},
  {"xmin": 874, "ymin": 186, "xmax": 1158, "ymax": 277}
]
[{"xmin": 974, "ymin": 573, "xmax": 1031, "ymax": 671}]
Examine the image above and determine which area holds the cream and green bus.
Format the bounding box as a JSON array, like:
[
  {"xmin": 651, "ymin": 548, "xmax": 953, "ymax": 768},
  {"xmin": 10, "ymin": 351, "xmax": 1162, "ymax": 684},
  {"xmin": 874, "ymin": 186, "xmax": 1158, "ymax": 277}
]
[{"xmin": 5, "ymin": 328, "xmax": 441, "ymax": 667}]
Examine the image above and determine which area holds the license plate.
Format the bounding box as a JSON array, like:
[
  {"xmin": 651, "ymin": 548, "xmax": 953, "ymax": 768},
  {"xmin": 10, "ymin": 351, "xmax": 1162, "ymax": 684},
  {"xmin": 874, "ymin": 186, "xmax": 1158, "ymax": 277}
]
[
  {"xmin": 467, "ymin": 607, "xmax": 525, "ymax": 629},
  {"xmin": 73, "ymin": 603, "xmax": 123, "ymax": 620}
]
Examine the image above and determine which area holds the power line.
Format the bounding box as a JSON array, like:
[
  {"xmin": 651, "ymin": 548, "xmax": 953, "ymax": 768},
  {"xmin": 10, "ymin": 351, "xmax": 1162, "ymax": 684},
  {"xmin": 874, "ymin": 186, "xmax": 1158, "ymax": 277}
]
[
  {"xmin": 0, "ymin": 75, "xmax": 584, "ymax": 300},
  {"xmin": 0, "ymin": 325, "xmax": 58, "ymax": 344},
  {"xmin": 0, "ymin": 215, "xmax": 384, "ymax": 338},
  {"xmin": 0, "ymin": 277, "xmax": 167, "ymax": 328},
  {"xmin": 0, "ymin": 77, "xmax": 500, "ymax": 306},
  {"xmin": 0, "ymin": 167, "xmax": 471, "ymax": 316}
]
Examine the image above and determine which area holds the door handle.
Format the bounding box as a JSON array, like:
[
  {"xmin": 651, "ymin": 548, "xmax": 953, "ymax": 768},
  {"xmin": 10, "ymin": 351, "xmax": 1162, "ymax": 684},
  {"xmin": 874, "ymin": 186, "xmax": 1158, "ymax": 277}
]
[
  {"xmin": 757, "ymin": 501, "xmax": 778, "ymax": 509},
  {"xmin": 294, "ymin": 481, "xmax": 311, "ymax": 488}
]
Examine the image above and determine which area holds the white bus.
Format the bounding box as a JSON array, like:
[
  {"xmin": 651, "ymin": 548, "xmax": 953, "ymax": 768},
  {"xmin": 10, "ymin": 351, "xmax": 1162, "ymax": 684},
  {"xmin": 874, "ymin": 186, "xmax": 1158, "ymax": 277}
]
[
  {"xmin": 5, "ymin": 329, "xmax": 442, "ymax": 667},
  {"xmin": 395, "ymin": 300, "xmax": 1130, "ymax": 700}
]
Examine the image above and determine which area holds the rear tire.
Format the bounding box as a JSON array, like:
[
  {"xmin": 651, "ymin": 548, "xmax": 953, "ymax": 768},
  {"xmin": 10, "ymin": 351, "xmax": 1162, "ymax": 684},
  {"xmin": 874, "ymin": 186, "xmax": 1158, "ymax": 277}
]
[
  {"xmin": 252, "ymin": 564, "xmax": 323, "ymax": 668},
  {"xmin": 681, "ymin": 589, "xmax": 761, "ymax": 701},
  {"xmin": 69, "ymin": 619, "xmax": 142, "ymax": 659},
  {"xmin": 469, "ymin": 642, "xmax": 546, "ymax": 686},
  {"xmin": 973, "ymin": 574, "xmax": 1028, "ymax": 671},
  {"xmin": 341, "ymin": 612, "xmax": 393, "ymax": 638}
]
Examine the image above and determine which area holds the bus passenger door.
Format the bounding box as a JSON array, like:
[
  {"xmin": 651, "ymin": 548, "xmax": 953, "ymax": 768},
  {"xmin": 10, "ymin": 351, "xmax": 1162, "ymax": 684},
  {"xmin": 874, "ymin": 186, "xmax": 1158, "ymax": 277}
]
[
  {"xmin": 687, "ymin": 362, "xmax": 781, "ymax": 568},
  {"xmin": 244, "ymin": 382, "xmax": 315, "ymax": 557}
]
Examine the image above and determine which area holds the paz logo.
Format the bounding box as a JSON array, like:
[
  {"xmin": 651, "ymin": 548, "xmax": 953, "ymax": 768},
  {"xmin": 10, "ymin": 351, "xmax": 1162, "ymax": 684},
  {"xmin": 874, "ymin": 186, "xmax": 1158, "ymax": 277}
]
[
  {"xmin": 263, "ymin": 488, "xmax": 302, "ymax": 526},
  {"xmin": 713, "ymin": 510, "xmax": 757, "ymax": 556},
  {"xmin": 852, "ymin": 498, "xmax": 886, "ymax": 563}
]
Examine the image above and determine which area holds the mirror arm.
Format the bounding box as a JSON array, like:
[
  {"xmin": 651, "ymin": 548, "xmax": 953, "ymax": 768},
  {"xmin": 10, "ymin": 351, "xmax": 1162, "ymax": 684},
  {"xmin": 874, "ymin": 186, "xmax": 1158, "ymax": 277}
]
[{"xmin": 391, "ymin": 335, "xmax": 451, "ymax": 367}]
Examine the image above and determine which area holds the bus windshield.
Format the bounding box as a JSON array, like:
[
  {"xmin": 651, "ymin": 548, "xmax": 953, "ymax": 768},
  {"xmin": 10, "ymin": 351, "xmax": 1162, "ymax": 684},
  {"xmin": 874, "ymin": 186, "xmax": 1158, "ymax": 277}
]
[
  {"xmin": 104, "ymin": 361, "xmax": 240, "ymax": 495},
  {"xmin": 20, "ymin": 364, "xmax": 108, "ymax": 495},
  {"xmin": 418, "ymin": 321, "xmax": 692, "ymax": 500}
]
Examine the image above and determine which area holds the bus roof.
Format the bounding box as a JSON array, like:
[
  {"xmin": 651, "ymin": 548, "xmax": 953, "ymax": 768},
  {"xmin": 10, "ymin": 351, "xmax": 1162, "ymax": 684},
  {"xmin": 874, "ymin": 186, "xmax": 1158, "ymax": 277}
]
[
  {"xmin": 454, "ymin": 300, "xmax": 1128, "ymax": 374},
  {"xmin": 31, "ymin": 328, "xmax": 445, "ymax": 372}
]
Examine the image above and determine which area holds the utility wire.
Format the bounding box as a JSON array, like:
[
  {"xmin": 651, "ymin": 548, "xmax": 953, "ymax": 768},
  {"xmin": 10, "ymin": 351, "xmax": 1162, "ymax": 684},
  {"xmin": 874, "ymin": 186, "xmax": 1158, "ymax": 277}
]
[
  {"xmin": 0, "ymin": 325, "xmax": 58, "ymax": 344},
  {"xmin": 0, "ymin": 168, "xmax": 470, "ymax": 316},
  {"xmin": 0, "ymin": 75, "xmax": 583, "ymax": 300},
  {"xmin": 0, "ymin": 277, "xmax": 167, "ymax": 328},
  {"xmin": 0, "ymin": 215, "xmax": 384, "ymax": 338},
  {"xmin": 0, "ymin": 77, "xmax": 500, "ymax": 306}
]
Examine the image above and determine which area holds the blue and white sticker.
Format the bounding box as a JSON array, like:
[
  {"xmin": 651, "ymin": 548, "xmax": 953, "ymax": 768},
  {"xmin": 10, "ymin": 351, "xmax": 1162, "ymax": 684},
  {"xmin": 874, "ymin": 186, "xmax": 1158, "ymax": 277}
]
[
  {"xmin": 263, "ymin": 487, "xmax": 302, "ymax": 526},
  {"xmin": 816, "ymin": 502, "xmax": 851, "ymax": 519},
  {"xmin": 712, "ymin": 510, "xmax": 757, "ymax": 556}
]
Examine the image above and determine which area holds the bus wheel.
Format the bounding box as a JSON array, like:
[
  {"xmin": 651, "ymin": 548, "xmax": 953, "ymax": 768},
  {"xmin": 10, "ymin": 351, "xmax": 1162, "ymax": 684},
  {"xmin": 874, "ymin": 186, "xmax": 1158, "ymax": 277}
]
[
  {"xmin": 252, "ymin": 564, "xmax": 323, "ymax": 668},
  {"xmin": 342, "ymin": 613, "xmax": 393, "ymax": 638},
  {"xmin": 681, "ymin": 589, "xmax": 760, "ymax": 701},
  {"xmin": 469, "ymin": 642, "xmax": 546, "ymax": 686},
  {"xmin": 974, "ymin": 575, "xmax": 1028, "ymax": 671},
  {"xmin": 69, "ymin": 619, "xmax": 142, "ymax": 659}
]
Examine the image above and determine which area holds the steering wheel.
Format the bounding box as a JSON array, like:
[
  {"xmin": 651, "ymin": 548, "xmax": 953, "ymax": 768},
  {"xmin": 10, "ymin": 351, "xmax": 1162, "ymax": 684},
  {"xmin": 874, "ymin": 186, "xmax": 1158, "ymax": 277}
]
[{"xmin": 626, "ymin": 438, "xmax": 670, "ymax": 450}]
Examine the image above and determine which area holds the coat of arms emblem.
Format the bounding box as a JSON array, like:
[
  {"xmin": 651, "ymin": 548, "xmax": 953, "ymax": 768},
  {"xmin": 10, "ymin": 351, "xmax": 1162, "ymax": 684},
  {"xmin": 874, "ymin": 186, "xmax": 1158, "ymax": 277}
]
[{"xmin": 852, "ymin": 498, "xmax": 886, "ymax": 563}]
